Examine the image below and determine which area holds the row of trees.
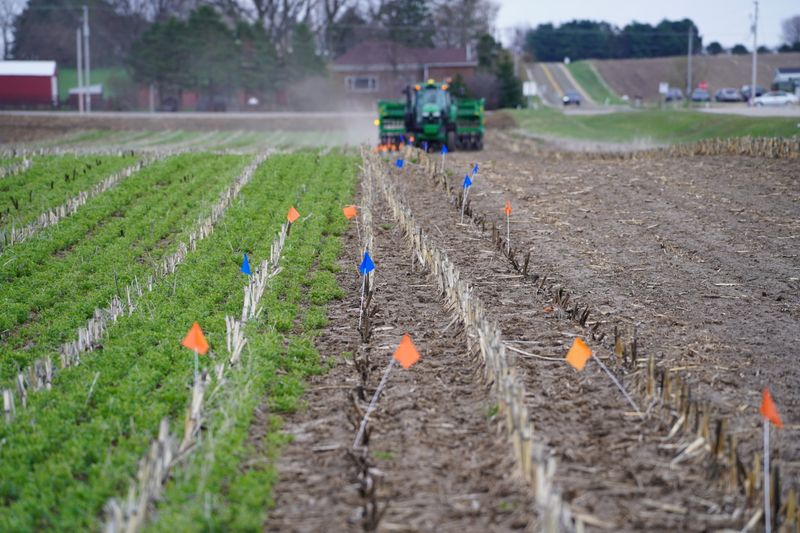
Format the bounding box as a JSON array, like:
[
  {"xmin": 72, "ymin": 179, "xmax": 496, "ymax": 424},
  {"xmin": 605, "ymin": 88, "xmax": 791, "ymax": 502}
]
[
  {"xmin": 5, "ymin": 0, "xmax": 520, "ymax": 109},
  {"xmin": 128, "ymin": 6, "xmax": 323, "ymax": 105},
  {"xmin": 524, "ymin": 19, "xmax": 702, "ymax": 62},
  {"xmin": 7, "ymin": 0, "xmax": 499, "ymax": 65},
  {"xmin": 522, "ymin": 16, "xmax": 800, "ymax": 63},
  {"xmin": 705, "ymin": 41, "xmax": 796, "ymax": 55}
]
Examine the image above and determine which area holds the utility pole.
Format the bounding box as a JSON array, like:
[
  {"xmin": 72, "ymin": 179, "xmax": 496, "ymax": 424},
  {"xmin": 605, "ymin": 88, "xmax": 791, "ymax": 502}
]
[
  {"xmin": 750, "ymin": 0, "xmax": 759, "ymax": 105},
  {"xmin": 687, "ymin": 25, "xmax": 693, "ymax": 96},
  {"xmin": 76, "ymin": 28, "xmax": 84, "ymax": 113},
  {"xmin": 83, "ymin": 5, "xmax": 91, "ymax": 112}
]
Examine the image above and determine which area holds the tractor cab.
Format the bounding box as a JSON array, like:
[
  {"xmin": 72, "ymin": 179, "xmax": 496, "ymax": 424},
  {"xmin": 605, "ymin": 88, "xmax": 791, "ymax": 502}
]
[
  {"xmin": 403, "ymin": 80, "xmax": 456, "ymax": 149},
  {"xmin": 412, "ymin": 81, "xmax": 451, "ymax": 128}
]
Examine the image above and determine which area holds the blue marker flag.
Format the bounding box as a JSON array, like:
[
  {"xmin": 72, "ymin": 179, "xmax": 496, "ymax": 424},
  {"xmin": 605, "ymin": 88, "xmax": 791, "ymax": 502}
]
[
  {"xmin": 241, "ymin": 253, "xmax": 252, "ymax": 276},
  {"xmin": 396, "ymin": 159, "xmax": 404, "ymax": 169},
  {"xmin": 399, "ymin": 134, "xmax": 405, "ymax": 144},
  {"xmin": 423, "ymin": 141, "xmax": 429, "ymax": 152},
  {"xmin": 472, "ymin": 163, "xmax": 479, "ymax": 176},
  {"xmin": 441, "ymin": 144, "xmax": 448, "ymax": 154},
  {"xmin": 359, "ymin": 251, "xmax": 375, "ymax": 275},
  {"xmin": 463, "ymin": 174, "xmax": 472, "ymax": 189}
]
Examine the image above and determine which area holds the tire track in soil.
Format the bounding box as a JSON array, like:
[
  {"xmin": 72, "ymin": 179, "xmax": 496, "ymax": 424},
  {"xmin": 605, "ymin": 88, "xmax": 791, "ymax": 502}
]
[
  {"xmin": 388, "ymin": 158, "xmax": 747, "ymax": 531},
  {"xmin": 265, "ymin": 178, "xmax": 533, "ymax": 531}
]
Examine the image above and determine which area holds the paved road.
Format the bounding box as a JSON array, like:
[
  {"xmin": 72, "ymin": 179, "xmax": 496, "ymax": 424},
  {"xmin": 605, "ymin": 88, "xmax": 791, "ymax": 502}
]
[
  {"xmin": 527, "ymin": 63, "xmax": 597, "ymax": 108},
  {"xmin": 528, "ymin": 63, "xmax": 563, "ymax": 107},
  {"xmin": 549, "ymin": 63, "xmax": 595, "ymax": 105}
]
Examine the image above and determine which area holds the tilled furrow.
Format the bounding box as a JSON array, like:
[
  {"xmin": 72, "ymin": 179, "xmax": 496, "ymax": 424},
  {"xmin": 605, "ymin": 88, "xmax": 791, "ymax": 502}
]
[
  {"xmin": 385, "ymin": 151, "xmax": 750, "ymax": 530},
  {"xmin": 265, "ymin": 158, "xmax": 533, "ymax": 532}
]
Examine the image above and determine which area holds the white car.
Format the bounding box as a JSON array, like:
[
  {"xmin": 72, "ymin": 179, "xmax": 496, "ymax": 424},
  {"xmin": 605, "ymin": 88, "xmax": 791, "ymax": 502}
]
[{"xmin": 752, "ymin": 91, "xmax": 799, "ymax": 106}]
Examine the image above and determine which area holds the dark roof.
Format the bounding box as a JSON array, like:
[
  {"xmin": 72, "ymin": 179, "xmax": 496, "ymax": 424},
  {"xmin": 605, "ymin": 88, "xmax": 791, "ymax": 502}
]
[{"xmin": 334, "ymin": 41, "xmax": 474, "ymax": 67}]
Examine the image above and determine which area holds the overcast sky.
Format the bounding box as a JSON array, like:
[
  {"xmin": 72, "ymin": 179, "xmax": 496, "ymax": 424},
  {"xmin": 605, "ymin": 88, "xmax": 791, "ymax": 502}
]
[{"xmin": 496, "ymin": 0, "xmax": 798, "ymax": 48}]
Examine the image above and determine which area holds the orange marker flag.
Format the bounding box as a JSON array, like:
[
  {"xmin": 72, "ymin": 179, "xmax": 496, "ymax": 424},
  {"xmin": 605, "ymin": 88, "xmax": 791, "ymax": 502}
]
[
  {"xmin": 566, "ymin": 337, "xmax": 592, "ymax": 371},
  {"xmin": 287, "ymin": 206, "xmax": 300, "ymax": 223},
  {"xmin": 760, "ymin": 388, "xmax": 783, "ymax": 428},
  {"xmin": 504, "ymin": 200, "xmax": 512, "ymax": 216},
  {"xmin": 181, "ymin": 322, "xmax": 209, "ymax": 355},
  {"xmin": 393, "ymin": 334, "xmax": 421, "ymax": 369},
  {"xmin": 343, "ymin": 205, "xmax": 357, "ymax": 219}
]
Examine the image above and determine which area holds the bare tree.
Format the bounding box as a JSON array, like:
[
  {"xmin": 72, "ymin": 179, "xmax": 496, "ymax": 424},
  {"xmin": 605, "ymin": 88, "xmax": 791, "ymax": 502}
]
[
  {"xmin": 0, "ymin": 0, "xmax": 23, "ymax": 58},
  {"xmin": 108, "ymin": 0, "xmax": 199, "ymax": 22},
  {"xmin": 783, "ymin": 15, "xmax": 800, "ymax": 45},
  {"xmin": 431, "ymin": 0, "xmax": 498, "ymax": 48}
]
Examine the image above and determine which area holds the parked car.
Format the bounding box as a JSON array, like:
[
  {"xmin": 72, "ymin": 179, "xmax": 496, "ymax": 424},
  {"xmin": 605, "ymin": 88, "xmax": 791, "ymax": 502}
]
[
  {"xmin": 690, "ymin": 88, "xmax": 711, "ymax": 102},
  {"xmin": 665, "ymin": 88, "xmax": 684, "ymax": 102},
  {"xmin": 741, "ymin": 85, "xmax": 766, "ymax": 100},
  {"xmin": 714, "ymin": 88, "xmax": 743, "ymax": 102},
  {"xmin": 562, "ymin": 91, "xmax": 582, "ymax": 106},
  {"xmin": 752, "ymin": 91, "xmax": 799, "ymax": 106}
]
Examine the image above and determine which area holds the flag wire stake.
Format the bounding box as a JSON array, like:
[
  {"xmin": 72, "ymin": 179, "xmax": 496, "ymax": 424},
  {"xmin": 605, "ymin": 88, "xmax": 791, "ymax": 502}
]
[
  {"xmin": 358, "ymin": 275, "xmax": 366, "ymax": 330},
  {"xmin": 353, "ymin": 359, "xmax": 396, "ymax": 449},
  {"xmin": 461, "ymin": 187, "xmax": 470, "ymax": 224},
  {"xmin": 764, "ymin": 418, "xmax": 771, "ymax": 533},
  {"xmin": 592, "ymin": 355, "xmax": 643, "ymax": 418},
  {"xmin": 506, "ymin": 212, "xmax": 510, "ymax": 254}
]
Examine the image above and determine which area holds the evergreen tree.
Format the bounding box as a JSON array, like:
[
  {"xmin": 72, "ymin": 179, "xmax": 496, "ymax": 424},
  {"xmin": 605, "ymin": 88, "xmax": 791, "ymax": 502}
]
[
  {"xmin": 379, "ymin": 0, "xmax": 434, "ymax": 48},
  {"xmin": 731, "ymin": 44, "xmax": 748, "ymax": 55},
  {"xmin": 706, "ymin": 42, "xmax": 724, "ymax": 55},
  {"xmin": 237, "ymin": 22, "xmax": 279, "ymax": 96},
  {"xmin": 495, "ymin": 53, "xmax": 522, "ymax": 108},
  {"xmin": 128, "ymin": 17, "xmax": 191, "ymax": 95},
  {"xmin": 287, "ymin": 22, "xmax": 325, "ymax": 81},
  {"xmin": 183, "ymin": 6, "xmax": 239, "ymax": 103},
  {"xmin": 13, "ymin": 0, "xmax": 145, "ymax": 67}
]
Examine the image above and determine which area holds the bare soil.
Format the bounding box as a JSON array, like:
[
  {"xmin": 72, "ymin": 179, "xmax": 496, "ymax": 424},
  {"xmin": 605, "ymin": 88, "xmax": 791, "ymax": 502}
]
[
  {"xmin": 264, "ymin": 183, "xmax": 534, "ymax": 531},
  {"xmin": 0, "ymin": 112, "xmax": 374, "ymax": 145},
  {"xmin": 370, "ymin": 132, "xmax": 798, "ymax": 530},
  {"xmin": 262, "ymin": 130, "xmax": 798, "ymax": 530}
]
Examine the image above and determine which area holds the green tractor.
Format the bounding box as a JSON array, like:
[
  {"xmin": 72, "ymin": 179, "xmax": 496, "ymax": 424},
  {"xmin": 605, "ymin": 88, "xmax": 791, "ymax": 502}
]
[{"xmin": 376, "ymin": 79, "xmax": 484, "ymax": 151}]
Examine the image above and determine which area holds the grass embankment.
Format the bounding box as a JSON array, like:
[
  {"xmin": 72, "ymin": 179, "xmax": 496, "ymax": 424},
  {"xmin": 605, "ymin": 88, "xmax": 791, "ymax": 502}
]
[
  {"xmin": 566, "ymin": 61, "xmax": 626, "ymax": 105},
  {"xmin": 509, "ymin": 107, "xmax": 800, "ymax": 144},
  {"xmin": 0, "ymin": 151, "xmax": 358, "ymax": 531}
]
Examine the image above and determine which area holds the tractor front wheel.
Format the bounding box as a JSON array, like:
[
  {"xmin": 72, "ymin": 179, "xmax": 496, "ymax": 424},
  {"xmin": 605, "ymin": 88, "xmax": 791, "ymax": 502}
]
[{"xmin": 447, "ymin": 130, "xmax": 457, "ymax": 152}]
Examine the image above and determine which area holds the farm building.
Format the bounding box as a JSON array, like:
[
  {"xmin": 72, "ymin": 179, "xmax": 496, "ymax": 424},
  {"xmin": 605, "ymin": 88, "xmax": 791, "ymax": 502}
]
[
  {"xmin": 332, "ymin": 41, "xmax": 478, "ymax": 105},
  {"xmin": 68, "ymin": 84, "xmax": 104, "ymax": 109},
  {"xmin": 0, "ymin": 60, "xmax": 59, "ymax": 107}
]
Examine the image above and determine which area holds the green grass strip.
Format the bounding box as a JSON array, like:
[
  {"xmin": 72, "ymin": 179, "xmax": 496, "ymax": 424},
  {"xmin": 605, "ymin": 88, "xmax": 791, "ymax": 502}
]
[
  {"xmin": 0, "ymin": 154, "xmax": 138, "ymax": 231},
  {"xmin": 0, "ymin": 153, "xmax": 321, "ymax": 531},
  {"xmin": 566, "ymin": 61, "xmax": 626, "ymax": 105},
  {"xmin": 509, "ymin": 107, "xmax": 800, "ymax": 144},
  {"xmin": 146, "ymin": 152, "xmax": 357, "ymax": 532},
  {"xmin": 0, "ymin": 153, "xmax": 247, "ymax": 381}
]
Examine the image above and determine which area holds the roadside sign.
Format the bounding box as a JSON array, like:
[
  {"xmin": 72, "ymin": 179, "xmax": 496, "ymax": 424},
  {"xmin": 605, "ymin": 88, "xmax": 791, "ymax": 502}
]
[
  {"xmin": 658, "ymin": 82, "xmax": 669, "ymax": 95},
  {"xmin": 523, "ymin": 81, "xmax": 538, "ymax": 96}
]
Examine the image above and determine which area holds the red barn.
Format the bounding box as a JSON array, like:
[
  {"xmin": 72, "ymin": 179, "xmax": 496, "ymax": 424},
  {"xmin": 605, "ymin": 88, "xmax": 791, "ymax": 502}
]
[{"xmin": 0, "ymin": 61, "xmax": 59, "ymax": 108}]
